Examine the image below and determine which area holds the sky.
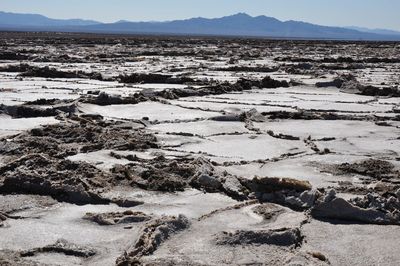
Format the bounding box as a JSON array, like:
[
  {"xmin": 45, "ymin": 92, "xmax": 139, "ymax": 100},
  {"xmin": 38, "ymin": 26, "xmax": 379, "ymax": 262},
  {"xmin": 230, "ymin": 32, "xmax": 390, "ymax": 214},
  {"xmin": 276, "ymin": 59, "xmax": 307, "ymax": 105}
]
[{"xmin": 1, "ymin": 0, "xmax": 399, "ymax": 30}]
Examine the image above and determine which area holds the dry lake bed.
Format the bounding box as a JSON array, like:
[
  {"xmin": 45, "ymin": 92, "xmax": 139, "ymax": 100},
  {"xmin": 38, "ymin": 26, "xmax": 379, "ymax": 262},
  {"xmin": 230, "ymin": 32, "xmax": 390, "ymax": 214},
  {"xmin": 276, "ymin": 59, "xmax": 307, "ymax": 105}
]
[{"xmin": 0, "ymin": 32, "xmax": 400, "ymax": 265}]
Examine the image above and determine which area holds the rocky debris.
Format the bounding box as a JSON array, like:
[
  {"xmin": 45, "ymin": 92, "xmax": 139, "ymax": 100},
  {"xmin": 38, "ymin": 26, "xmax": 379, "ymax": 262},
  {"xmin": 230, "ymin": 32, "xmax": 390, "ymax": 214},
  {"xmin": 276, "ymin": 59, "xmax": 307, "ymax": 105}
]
[
  {"xmin": 214, "ymin": 65, "xmax": 279, "ymax": 72},
  {"xmin": 209, "ymin": 114, "xmax": 241, "ymax": 122},
  {"xmin": 266, "ymin": 110, "xmax": 366, "ymax": 121},
  {"xmin": 157, "ymin": 76, "xmax": 289, "ymax": 100},
  {"xmin": 1, "ymin": 102, "xmax": 77, "ymax": 118},
  {"xmin": 282, "ymin": 63, "xmax": 317, "ymax": 75},
  {"xmin": 342, "ymin": 80, "xmax": 400, "ymax": 97},
  {"xmin": 267, "ymin": 130, "xmax": 300, "ymax": 140},
  {"xmin": 285, "ymin": 190, "xmax": 320, "ymax": 209},
  {"xmin": 116, "ymin": 215, "xmax": 190, "ymax": 265},
  {"xmin": 304, "ymin": 138, "xmax": 331, "ymax": 155},
  {"xmin": 0, "ymin": 117, "xmax": 155, "ymax": 205},
  {"xmin": 83, "ymin": 210, "xmax": 151, "ymax": 225},
  {"xmin": 81, "ymin": 92, "xmax": 147, "ymax": 106},
  {"xmin": 20, "ymin": 239, "xmax": 97, "ymax": 258},
  {"xmin": 190, "ymin": 157, "xmax": 224, "ymax": 192},
  {"xmin": 24, "ymin": 98, "xmax": 70, "ymax": 106},
  {"xmin": 113, "ymin": 156, "xmax": 195, "ymax": 192},
  {"xmin": 240, "ymin": 108, "xmax": 265, "ymax": 122},
  {"xmin": 311, "ymin": 189, "xmax": 400, "ymax": 225},
  {"xmin": 0, "ymin": 116, "xmax": 157, "ymax": 158},
  {"xmin": 316, "ymin": 74, "xmax": 400, "ymax": 97},
  {"xmin": 247, "ymin": 184, "xmax": 400, "ymax": 225},
  {"xmin": 239, "ymin": 108, "xmax": 266, "ymax": 133},
  {"xmin": 215, "ymin": 227, "xmax": 303, "ymax": 247},
  {"xmin": 244, "ymin": 177, "xmax": 312, "ymax": 194},
  {"xmin": 111, "ymin": 156, "xmax": 247, "ymax": 199},
  {"xmin": 351, "ymin": 193, "xmax": 400, "ymax": 216},
  {"xmin": 260, "ymin": 76, "xmax": 289, "ymax": 88},
  {"xmin": 18, "ymin": 65, "xmax": 105, "ymax": 80},
  {"xmin": 315, "ymin": 78, "xmax": 344, "ymax": 88},
  {"xmin": 276, "ymin": 56, "xmax": 400, "ymax": 64},
  {"xmin": 326, "ymin": 159, "xmax": 399, "ymax": 180},
  {"xmin": 119, "ymin": 73, "xmax": 194, "ymax": 84},
  {"xmin": 252, "ymin": 203, "xmax": 285, "ymax": 221},
  {"xmin": 241, "ymin": 177, "xmax": 322, "ymax": 210},
  {"xmin": 0, "ymin": 154, "xmax": 111, "ymax": 205},
  {"xmin": 0, "ymin": 63, "xmax": 32, "ymax": 73}
]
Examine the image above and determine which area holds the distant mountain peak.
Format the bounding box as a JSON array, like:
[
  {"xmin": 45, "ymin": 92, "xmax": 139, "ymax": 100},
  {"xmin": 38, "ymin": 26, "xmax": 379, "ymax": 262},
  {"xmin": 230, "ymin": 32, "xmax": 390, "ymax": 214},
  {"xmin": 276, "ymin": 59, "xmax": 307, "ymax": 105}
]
[
  {"xmin": 230, "ymin": 12, "xmax": 251, "ymax": 18},
  {"xmin": 116, "ymin": 20, "xmax": 131, "ymax": 24}
]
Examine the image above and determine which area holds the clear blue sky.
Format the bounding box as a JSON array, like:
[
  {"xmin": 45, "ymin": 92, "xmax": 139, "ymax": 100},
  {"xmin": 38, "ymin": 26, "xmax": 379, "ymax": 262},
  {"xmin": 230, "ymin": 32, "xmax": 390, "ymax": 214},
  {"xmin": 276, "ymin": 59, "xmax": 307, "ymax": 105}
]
[{"xmin": 1, "ymin": 0, "xmax": 399, "ymax": 30}]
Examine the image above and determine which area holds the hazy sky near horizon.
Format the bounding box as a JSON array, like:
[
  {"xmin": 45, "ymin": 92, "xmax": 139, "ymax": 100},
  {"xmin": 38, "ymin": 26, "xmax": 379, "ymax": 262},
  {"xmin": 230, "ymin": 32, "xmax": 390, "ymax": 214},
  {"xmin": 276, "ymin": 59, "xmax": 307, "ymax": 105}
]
[{"xmin": 1, "ymin": 0, "xmax": 399, "ymax": 30}]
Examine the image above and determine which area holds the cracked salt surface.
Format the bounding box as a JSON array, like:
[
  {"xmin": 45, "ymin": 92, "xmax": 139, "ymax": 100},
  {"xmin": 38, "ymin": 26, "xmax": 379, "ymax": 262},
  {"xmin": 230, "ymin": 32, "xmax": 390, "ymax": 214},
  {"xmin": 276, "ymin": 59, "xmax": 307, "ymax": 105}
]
[{"xmin": 1, "ymin": 34, "xmax": 400, "ymax": 265}]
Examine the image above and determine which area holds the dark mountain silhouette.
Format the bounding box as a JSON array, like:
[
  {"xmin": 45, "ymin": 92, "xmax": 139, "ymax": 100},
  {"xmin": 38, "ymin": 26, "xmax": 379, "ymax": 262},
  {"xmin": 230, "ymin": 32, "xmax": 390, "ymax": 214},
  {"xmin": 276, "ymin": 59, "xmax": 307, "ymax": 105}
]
[
  {"xmin": 1, "ymin": 11, "xmax": 400, "ymax": 41},
  {"xmin": 0, "ymin": 11, "xmax": 99, "ymax": 27}
]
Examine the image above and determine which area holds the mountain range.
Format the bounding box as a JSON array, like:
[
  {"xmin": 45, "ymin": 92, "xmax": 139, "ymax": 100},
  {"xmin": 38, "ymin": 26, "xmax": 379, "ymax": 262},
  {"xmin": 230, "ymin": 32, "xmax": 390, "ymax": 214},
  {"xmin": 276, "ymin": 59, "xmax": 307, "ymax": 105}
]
[
  {"xmin": 1, "ymin": 11, "xmax": 400, "ymax": 41},
  {"xmin": 0, "ymin": 11, "xmax": 98, "ymax": 27}
]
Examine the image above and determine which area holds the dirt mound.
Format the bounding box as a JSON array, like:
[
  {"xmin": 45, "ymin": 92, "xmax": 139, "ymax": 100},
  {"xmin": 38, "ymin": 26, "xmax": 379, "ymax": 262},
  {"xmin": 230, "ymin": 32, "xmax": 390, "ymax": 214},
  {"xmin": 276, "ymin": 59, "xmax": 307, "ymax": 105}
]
[
  {"xmin": 252, "ymin": 203, "xmax": 285, "ymax": 221},
  {"xmin": 0, "ymin": 117, "xmax": 158, "ymax": 205},
  {"xmin": 267, "ymin": 130, "xmax": 300, "ymax": 140},
  {"xmin": 116, "ymin": 215, "xmax": 190, "ymax": 265},
  {"xmin": 0, "ymin": 63, "xmax": 31, "ymax": 73},
  {"xmin": 19, "ymin": 65, "xmax": 104, "ymax": 80},
  {"xmin": 112, "ymin": 156, "xmax": 246, "ymax": 199},
  {"xmin": 119, "ymin": 73, "xmax": 193, "ymax": 84},
  {"xmin": 215, "ymin": 227, "xmax": 303, "ymax": 247},
  {"xmin": 1, "ymin": 102, "xmax": 77, "ymax": 118},
  {"xmin": 314, "ymin": 74, "xmax": 400, "ymax": 97},
  {"xmin": 260, "ymin": 76, "xmax": 289, "ymax": 88},
  {"xmin": 244, "ymin": 177, "xmax": 312, "ymax": 193},
  {"xmin": 21, "ymin": 239, "xmax": 96, "ymax": 258},
  {"xmin": 341, "ymin": 79, "xmax": 400, "ymax": 97},
  {"xmin": 0, "ymin": 116, "xmax": 157, "ymax": 158},
  {"xmin": 214, "ymin": 65, "xmax": 279, "ymax": 73},
  {"xmin": 351, "ymin": 193, "xmax": 400, "ymax": 216},
  {"xmin": 266, "ymin": 110, "xmax": 363, "ymax": 121},
  {"xmin": 0, "ymin": 154, "xmax": 111, "ymax": 205},
  {"xmin": 157, "ymin": 76, "xmax": 289, "ymax": 100},
  {"xmin": 81, "ymin": 92, "xmax": 147, "ymax": 106},
  {"xmin": 329, "ymin": 159, "xmax": 398, "ymax": 180},
  {"xmin": 112, "ymin": 156, "xmax": 196, "ymax": 192},
  {"xmin": 240, "ymin": 108, "xmax": 265, "ymax": 122},
  {"xmin": 83, "ymin": 210, "xmax": 151, "ymax": 225},
  {"xmin": 312, "ymin": 197, "xmax": 400, "ymax": 225},
  {"xmin": 311, "ymin": 189, "xmax": 400, "ymax": 225},
  {"xmin": 315, "ymin": 78, "xmax": 344, "ymax": 88}
]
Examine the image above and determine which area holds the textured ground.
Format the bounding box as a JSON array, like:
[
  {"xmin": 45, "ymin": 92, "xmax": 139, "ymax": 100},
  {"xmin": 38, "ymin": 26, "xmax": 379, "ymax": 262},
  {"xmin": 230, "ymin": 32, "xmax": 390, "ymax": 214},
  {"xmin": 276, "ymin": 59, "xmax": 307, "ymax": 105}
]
[{"xmin": 0, "ymin": 32, "xmax": 400, "ymax": 266}]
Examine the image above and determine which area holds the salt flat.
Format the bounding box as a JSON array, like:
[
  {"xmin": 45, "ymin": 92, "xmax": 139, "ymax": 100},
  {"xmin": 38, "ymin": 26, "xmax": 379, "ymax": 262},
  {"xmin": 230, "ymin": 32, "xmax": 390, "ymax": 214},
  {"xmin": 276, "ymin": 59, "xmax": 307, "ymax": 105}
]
[{"xmin": 0, "ymin": 33, "xmax": 400, "ymax": 266}]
